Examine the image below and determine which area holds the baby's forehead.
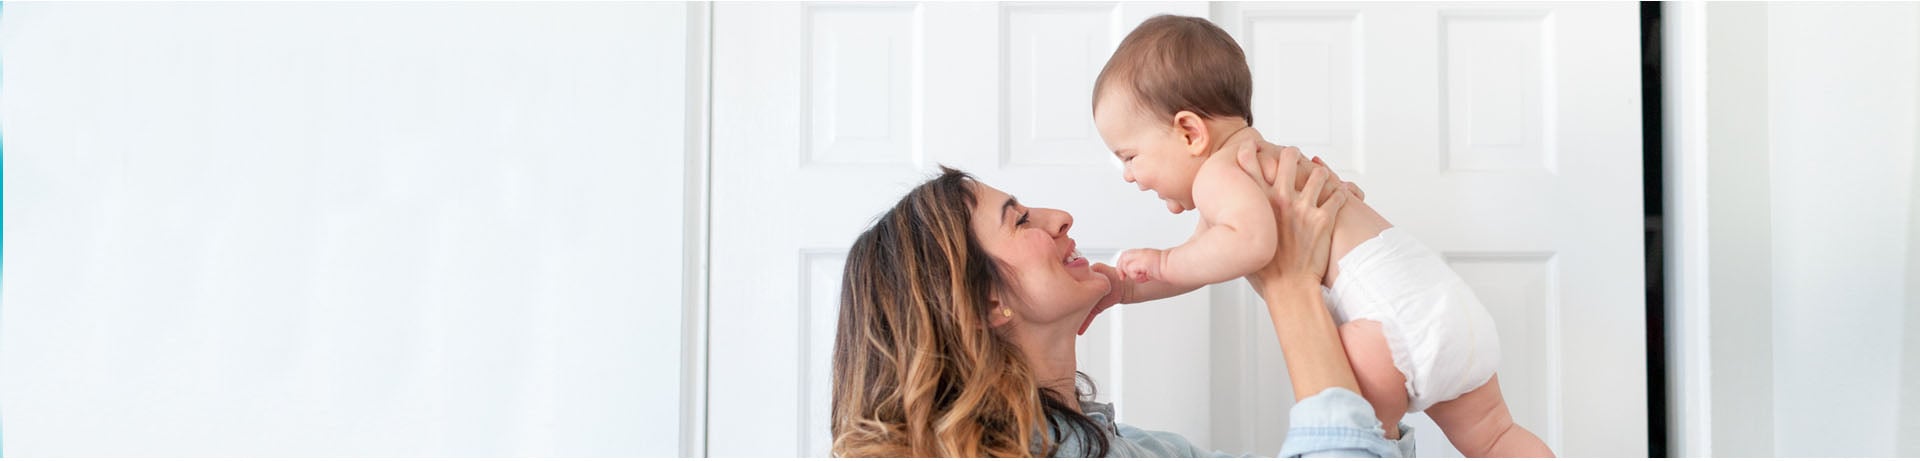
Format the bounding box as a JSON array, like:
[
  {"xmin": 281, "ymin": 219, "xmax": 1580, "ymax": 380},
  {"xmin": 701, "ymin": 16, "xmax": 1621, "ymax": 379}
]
[
  {"xmin": 1093, "ymin": 83, "xmax": 1142, "ymax": 109},
  {"xmin": 1092, "ymin": 90, "xmax": 1158, "ymax": 125}
]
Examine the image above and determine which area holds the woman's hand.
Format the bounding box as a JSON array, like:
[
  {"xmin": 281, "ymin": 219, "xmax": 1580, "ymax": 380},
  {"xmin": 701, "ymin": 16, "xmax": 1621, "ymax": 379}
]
[
  {"xmin": 1237, "ymin": 142, "xmax": 1352, "ymax": 295},
  {"xmin": 1078, "ymin": 262, "xmax": 1128, "ymax": 335},
  {"xmin": 1230, "ymin": 139, "xmax": 1364, "ymax": 207}
]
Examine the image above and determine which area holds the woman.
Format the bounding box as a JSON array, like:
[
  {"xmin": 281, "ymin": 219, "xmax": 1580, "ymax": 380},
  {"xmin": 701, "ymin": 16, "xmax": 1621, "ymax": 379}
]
[{"xmin": 829, "ymin": 140, "xmax": 1407, "ymax": 457}]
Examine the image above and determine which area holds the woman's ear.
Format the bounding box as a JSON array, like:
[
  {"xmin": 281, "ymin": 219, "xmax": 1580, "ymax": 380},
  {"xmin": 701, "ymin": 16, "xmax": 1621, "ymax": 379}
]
[
  {"xmin": 988, "ymin": 299, "xmax": 1013, "ymax": 328},
  {"xmin": 1172, "ymin": 110, "xmax": 1210, "ymax": 157}
]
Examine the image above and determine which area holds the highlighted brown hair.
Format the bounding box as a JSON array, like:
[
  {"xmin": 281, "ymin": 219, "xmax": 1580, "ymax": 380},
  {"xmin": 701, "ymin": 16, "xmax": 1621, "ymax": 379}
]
[
  {"xmin": 830, "ymin": 166, "xmax": 1109, "ymax": 457},
  {"xmin": 1093, "ymin": 14, "xmax": 1254, "ymax": 126}
]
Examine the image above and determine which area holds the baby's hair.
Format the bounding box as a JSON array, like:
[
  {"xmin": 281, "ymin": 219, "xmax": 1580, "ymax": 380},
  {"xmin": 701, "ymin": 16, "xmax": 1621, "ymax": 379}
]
[{"xmin": 1092, "ymin": 14, "xmax": 1254, "ymax": 126}]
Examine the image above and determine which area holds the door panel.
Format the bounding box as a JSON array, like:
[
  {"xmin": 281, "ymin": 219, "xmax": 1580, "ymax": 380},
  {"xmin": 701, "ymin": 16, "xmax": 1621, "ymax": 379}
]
[{"xmin": 1211, "ymin": 2, "xmax": 1645, "ymax": 456}]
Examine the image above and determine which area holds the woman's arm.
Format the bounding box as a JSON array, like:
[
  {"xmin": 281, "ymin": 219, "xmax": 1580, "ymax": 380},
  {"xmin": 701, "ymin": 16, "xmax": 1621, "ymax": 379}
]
[
  {"xmin": 1241, "ymin": 143, "xmax": 1360, "ymax": 400},
  {"xmin": 1242, "ymin": 142, "xmax": 1409, "ymax": 458}
]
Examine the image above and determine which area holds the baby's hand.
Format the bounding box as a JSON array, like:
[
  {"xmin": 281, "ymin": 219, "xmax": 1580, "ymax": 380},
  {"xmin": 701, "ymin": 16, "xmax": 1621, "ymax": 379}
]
[{"xmin": 1115, "ymin": 248, "xmax": 1166, "ymax": 283}]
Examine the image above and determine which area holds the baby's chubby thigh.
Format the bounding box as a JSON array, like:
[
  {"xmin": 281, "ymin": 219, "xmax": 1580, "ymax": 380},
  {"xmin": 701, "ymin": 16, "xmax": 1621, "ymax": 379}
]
[{"xmin": 1339, "ymin": 319, "xmax": 1411, "ymax": 440}]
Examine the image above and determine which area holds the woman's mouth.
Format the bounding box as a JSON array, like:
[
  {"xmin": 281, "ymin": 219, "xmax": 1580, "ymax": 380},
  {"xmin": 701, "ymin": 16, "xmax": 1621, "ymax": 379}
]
[{"xmin": 1063, "ymin": 241, "xmax": 1088, "ymax": 268}]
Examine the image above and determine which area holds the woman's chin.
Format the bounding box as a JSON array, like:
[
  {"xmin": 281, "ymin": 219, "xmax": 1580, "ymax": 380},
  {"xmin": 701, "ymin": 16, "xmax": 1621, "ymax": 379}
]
[
  {"xmin": 1077, "ymin": 280, "xmax": 1110, "ymax": 305},
  {"xmin": 1064, "ymin": 260, "xmax": 1101, "ymax": 283},
  {"xmin": 1069, "ymin": 267, "xmax": 1107, "ymax": 289}
]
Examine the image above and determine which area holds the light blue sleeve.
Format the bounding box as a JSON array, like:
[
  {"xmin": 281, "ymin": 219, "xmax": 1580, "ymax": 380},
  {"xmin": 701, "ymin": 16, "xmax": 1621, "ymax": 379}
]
[
  {"xmin": 1058, "ymin": 391, "xmax": 1411, "ymax": 458},
  {"xmin": 1108, "ymin": 423, "xmax": 1258, "ymax": 458},
  {"xmin": 1277, "ymin": 387, "xmax": 1414, "ymax": 458},
  {"xmin": 1060, "ymin": 400, "xmax": 1257, "ymax": 457}
]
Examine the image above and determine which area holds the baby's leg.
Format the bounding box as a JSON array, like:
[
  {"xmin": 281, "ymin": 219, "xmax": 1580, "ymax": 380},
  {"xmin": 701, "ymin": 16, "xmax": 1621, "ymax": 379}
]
[
  {"xmin": 1338, "ymin": 319, "xmax": 1409, "ymax": 440},
  {"xmin": 1424, "ymin": 375, "xmax": 1555, "ymax": 457}
]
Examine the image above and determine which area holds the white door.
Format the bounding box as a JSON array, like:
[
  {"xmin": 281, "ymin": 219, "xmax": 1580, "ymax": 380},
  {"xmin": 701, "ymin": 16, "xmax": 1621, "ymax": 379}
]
[
  {"xmin": 707, "ymin": 2, "xmax": 1225, "ymax": 457},
  {"xmin": 709, "ymin": 1, "xmax": 1646, "ymax": 458},
  {"xmin": 1208, "ymin": 2, "xmax": 1647, "ymax": 457}
]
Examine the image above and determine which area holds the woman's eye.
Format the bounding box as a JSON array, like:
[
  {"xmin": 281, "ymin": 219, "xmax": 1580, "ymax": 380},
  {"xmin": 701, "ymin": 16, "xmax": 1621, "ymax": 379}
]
[{"xmin": 1017, "ymin": 212, "xmax": 1030, "ymax": 226}]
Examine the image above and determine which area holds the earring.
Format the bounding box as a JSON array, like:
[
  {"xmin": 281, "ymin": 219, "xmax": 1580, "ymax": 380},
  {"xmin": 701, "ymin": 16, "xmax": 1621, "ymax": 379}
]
[{"xmin": 1001, "ymin": 307, "xmax": 1013, "ymax": 318}]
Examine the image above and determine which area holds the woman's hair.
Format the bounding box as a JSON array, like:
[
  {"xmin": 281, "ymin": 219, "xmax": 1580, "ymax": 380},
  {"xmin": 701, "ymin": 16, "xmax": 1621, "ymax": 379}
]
[
  {"xmin": 1092, "ymin": 14, "xmax": 1254, "ymax": 126},
  {"xmin": 830, "ymin": 166, "xmax": 1110, "ymax": 457}
]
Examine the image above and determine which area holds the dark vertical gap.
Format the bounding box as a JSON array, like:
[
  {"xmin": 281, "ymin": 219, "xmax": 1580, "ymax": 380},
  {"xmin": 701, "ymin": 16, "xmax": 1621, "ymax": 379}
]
[
  {"xmin": 1, "ymin": 1, "xmax": 8, "ymax": 456},
  {"xmin": 1638, "ymin": 1, "xmax": 1669, "ymax": 457}
]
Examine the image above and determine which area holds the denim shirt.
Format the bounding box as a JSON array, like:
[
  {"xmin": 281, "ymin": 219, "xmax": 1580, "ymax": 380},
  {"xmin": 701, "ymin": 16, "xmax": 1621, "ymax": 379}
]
[{"xmin": 1050, "ymin": 388, "xmax": 1413, "ymax": 458}]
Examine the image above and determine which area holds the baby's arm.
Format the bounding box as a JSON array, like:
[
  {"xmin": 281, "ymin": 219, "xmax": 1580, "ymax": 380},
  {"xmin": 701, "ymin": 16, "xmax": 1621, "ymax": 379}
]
[
  {"xmin": 1120, "ymin": 153, "xmax": 1278, "ymax": 288},
  {"xmin": 1106, "ymin": 222, "xmax": 1209, "ymax": 304}
]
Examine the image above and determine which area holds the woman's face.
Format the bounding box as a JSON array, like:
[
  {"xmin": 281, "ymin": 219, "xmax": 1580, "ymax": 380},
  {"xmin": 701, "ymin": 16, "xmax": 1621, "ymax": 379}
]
[{"xmin": 967, "ymin": 181, "xmax": 1109, "ymax": 327}]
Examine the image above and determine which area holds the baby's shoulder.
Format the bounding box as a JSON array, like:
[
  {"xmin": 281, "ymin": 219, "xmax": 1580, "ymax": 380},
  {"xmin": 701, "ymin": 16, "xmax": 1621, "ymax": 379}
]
[
  {"xmin": 1188, "ymin": 154, "xmax": 1269, "ymax": 225},
  {"xmin": 1194, "ymin": 149, "xmax": 1262, "ymax": 195}
]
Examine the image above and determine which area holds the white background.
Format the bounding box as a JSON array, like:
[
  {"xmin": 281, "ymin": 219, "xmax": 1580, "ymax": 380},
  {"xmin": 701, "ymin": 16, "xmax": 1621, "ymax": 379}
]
[
  {"xmin": 1, "ymin": 2, "xmax": 694, "ymax": 456},
  {"xmin": 1, "ymin": 1, "xmax": 1917, "ymax": 457}
]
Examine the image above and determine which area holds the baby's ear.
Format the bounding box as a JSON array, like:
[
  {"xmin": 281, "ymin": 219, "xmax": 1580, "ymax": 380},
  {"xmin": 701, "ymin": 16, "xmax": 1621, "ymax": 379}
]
[{"xmin": 1172, "ymin": 111, "xmax": 1209, "ymax": 157}]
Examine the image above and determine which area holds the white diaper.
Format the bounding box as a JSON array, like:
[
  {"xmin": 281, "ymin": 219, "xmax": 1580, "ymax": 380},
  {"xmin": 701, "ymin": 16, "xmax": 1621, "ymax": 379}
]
[{"xmin": 1323, "ymin": 228, "xmax": 1501, "ymax": 413}]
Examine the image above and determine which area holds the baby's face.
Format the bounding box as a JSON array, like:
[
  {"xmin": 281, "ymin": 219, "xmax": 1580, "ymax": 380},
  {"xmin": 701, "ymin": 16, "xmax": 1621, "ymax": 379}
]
[{"xmin": 1093, "ymin": 89, "xmax": 1205, "ymax": 214}]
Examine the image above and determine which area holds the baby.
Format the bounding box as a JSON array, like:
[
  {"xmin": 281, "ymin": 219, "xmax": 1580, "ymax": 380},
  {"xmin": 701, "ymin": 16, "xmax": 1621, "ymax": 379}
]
[{"xmin": 1091, "ymin": 15, "xmax": 1553, "ymax": 457}]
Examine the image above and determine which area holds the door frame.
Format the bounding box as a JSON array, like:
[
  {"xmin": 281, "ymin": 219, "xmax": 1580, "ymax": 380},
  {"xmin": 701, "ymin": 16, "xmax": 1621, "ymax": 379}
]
[
  {"xmin": 679, "ymin": 1, "xmax": 713, "ymax": 458},
  {"xmin": 1659, "ymin": 2, "xmax": 1712, "ymax": 457}
]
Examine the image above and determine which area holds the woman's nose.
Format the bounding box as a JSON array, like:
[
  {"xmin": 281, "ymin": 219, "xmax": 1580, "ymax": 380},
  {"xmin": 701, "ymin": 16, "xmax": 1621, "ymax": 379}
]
[{"xmin": 1047, "ymin": 209, "xmax": 1073, "ymax": 236}]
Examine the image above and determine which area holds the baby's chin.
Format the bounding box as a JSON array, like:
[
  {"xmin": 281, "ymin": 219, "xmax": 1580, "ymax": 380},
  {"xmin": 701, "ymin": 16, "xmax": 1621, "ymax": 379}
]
[{"xmin": 1164, "ymin": 198, "xmax": 1191, "ymax": 214}]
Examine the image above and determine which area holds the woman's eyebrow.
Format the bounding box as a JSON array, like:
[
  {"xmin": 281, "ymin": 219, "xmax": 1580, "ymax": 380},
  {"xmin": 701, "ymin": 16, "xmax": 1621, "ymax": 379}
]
[{"xmin": 1000, "ymin": 197, "xmax": 1019, "ymax": 226}]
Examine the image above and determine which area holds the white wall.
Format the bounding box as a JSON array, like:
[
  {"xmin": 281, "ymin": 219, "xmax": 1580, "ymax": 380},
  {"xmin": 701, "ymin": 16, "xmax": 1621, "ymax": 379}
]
[
  {"xmin": 1672, "ymin": 3, "xmax": 1920, "ymax": 456},
  {"xmin": 0, "ymin": 3, "xmax": 695, "ymax": 456}
]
